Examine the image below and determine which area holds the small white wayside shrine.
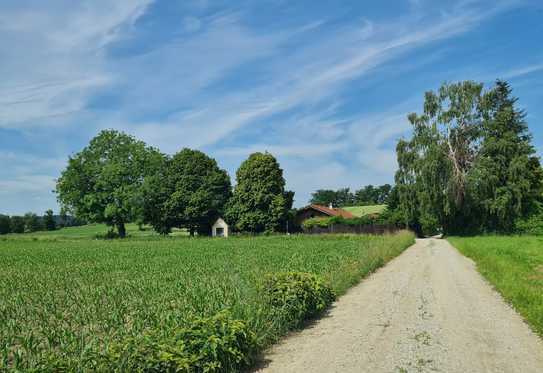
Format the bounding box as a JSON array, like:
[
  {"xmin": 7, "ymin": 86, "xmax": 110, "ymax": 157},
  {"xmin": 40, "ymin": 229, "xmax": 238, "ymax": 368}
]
[{"xmin": 212, "ymin": 218, "xmax": 229, "ymax": 237}]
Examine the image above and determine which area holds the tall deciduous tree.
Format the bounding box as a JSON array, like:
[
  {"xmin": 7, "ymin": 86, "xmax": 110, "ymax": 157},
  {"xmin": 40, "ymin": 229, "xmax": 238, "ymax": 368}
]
[
  {"xmin": 226, "ymin": 152, "xmax": 294, "ymax": 233},
  {"xmin": 310, "ymin": 188, "xmax": 354, "ymax": 207},
  {"xmin": 43, "ymin": 209, "xmax": 56, "ymax": 231},
  {"xmin": 395, "ymin": 80, "xmax": 542, "ymax": 235},
  {"xmin": 310, "ymin": 189, "xmax": 339, "ymax": 206},
  {"xmin": 56, "ymin": 130, "xmax": 163, "ymax": 238},
  {"xmin": 143, "ymin": 149, "xmax": 231, "ymax": 235},
  {"xmin": 354, "ymin": 184, "xmax": 393, "ymax": 205}
]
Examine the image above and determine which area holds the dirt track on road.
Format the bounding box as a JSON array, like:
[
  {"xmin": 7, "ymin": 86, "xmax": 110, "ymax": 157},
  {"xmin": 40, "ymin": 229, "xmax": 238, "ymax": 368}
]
[{"xmin": 256, "ymin": 238, "xmax": 543, "ymax": 373}]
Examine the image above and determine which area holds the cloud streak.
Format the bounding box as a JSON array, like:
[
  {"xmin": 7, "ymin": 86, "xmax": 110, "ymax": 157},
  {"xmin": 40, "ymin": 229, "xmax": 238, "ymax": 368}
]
[
  {"xmin": 120, "ymin": 0, "xmax": 517, "ymax": 152},
  {"xmin": 0, "ymin": 0, "xmax": 152, "ymax": 127}
]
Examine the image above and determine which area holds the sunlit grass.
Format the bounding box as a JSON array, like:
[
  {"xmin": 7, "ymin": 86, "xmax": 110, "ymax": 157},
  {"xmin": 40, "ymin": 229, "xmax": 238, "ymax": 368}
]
[{"xmin": 449, "ymin": 236, "xmax": 543, "ymax": 337}]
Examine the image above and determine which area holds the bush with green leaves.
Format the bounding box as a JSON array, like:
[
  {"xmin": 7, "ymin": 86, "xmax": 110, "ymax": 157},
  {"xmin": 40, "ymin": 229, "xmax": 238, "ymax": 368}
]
[
  {"xmin": 515, "ymin": 204, "xmax": 543, "ymax": 235},
  {"xmin": 40, "ymin": 311, "xmax": 256, "ymax": 372},
  {"xmin": 263, "ymin": 272, "xmax": 335, "ymax": 329},
  {"xmin": 301, "ymin": 217, "xmax": 333, "ymax": 229}
]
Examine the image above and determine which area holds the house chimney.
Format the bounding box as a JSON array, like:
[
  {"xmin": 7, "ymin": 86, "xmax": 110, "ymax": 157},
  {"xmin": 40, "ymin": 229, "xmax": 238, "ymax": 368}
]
[{"xmin": 329, "ymin": 202, "xmax": 333, "ymax": 209}]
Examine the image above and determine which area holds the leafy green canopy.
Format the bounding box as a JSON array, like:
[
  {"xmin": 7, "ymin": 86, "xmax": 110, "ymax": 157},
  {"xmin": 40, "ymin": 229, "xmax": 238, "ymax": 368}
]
[
  {"xmin": 395, "ymin": 80, "xmax": 542, "ymax": 235},
  {"xmin": 24, "ymin": 212, "xmax": 43, "ymax": 233},
  {"xmin": 226, "ymin": 152, "xmax": 294, "ymax": 233},
  {"xmin": 56, "ymin": 130, "xmax": 163, "ymax": 237},
  {"xmin": 310, "ymin": 188, "xmax": 355, "ymax": 207},
  {"xmin": 143, "ymin": 148, "xmax": 231, "ymax": 235},
  {"xmin": 310, "ymin": 185, "xmax": 393, "ymax": 207},
  {"xmin": 43, "ymin": 209, "xmax": 56, "ymax": 231},
  {"xmin": 9, "ymin": 216, "xmax": 25, "ymax": 234},
  {"xmin": 0, "ymin": 215, "xmax": 11, "ymax": 235}
]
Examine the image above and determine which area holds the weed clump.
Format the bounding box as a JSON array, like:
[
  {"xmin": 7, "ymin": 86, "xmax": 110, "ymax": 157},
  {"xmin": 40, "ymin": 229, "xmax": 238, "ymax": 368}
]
[
  {"xmin": 41, "ymin": 311, "xmax": 257, "ymax": 372},
  {"xmin": 263, "ymin": 272, "xmax": 335, "ymax": 329}
]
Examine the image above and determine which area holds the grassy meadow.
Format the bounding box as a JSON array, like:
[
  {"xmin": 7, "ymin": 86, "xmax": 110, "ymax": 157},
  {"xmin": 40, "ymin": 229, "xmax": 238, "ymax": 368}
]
[
  {"xmin": 449, "ymin": 236, "xmax": 543, "ymax": 336},
  {"xmin": 0, "ymin": 230, "xmax": 414, "ymax": 370},
  {"xmin": 343, "ymin": 205, "xmax": 386, "ymax": 217},
  {"xmin": 3, "ymin": 223, "xmax": 188, "ymax": 240}
]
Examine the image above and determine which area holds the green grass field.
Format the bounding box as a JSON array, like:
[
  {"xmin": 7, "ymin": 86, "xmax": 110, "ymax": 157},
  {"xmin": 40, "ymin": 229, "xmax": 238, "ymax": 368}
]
[
  {"xmin": 4, "ymin": 223, "xmax": 188, "ymax": 240},
  {"xmin": 449, "ymin": 236, "xmax": 543, "ymax": 336},
  {"xmin": 343, "ymin": 205, "xmax": 387, "ymax": 217},
  {"xmin": 0, "ymin": 230, "xmax": 414, "ymax": 370}
]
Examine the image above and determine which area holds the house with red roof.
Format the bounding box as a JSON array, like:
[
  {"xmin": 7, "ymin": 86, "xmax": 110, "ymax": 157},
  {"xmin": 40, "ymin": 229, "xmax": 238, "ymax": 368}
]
[{"xmin": 295, "ymin": 204, "xmax": 354, "ymax": 227}]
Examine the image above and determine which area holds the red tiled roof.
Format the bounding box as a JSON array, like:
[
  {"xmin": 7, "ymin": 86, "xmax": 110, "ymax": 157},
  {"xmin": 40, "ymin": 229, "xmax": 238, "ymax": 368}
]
[{"xmin": 305, "ymin": 204, "xmax": 355, "ymax": 218}]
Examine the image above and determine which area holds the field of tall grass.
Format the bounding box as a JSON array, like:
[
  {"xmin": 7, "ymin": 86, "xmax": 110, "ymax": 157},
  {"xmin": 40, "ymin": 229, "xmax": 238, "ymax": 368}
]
[
  {"xmin": 0, "ymin": 231, "xmax": 414, "ymax": 371},
  {"xmin": 449, "ymin": 236, "xmax": 543, "ymax": 337}
]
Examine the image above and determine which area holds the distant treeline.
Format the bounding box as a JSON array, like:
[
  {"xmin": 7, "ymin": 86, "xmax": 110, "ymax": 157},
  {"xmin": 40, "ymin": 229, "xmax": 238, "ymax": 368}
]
[
  {"xmin": 0, "ymin": 211, "xmax": 85, "ymax": 235},
  {"xmin": 310, "ymin": 184, "xmax": 393, "ymax": 207}
]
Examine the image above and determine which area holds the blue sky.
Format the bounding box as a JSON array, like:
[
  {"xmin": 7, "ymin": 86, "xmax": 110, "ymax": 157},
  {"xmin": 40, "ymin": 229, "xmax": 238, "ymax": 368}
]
[{"xmin": 1, "ymin": 0, "xmax": 542, "ymax": 214}]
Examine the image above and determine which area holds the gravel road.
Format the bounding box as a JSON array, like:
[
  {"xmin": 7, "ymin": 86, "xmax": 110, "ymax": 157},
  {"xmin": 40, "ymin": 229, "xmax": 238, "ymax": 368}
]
[{"xmin": 256, "ymin": 238, "xmax": 543, "ymax": 373}]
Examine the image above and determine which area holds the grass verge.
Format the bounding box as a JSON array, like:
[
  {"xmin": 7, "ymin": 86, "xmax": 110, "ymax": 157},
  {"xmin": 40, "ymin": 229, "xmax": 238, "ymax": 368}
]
[{"xmin": 449, "ymin": 236, "xmax": 543, "ymax": 337}]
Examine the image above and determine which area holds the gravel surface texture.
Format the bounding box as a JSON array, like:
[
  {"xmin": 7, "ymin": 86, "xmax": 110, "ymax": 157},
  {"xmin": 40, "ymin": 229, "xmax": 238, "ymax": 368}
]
[{"xmin": 256, "ymin": 238, "xmax": 543, "ymax": 373}]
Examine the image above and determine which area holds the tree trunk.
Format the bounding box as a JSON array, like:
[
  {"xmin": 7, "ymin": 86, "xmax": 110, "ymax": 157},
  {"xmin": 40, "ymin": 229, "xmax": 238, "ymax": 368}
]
[
  {"xmin": 189, "ymin": 227, "xmax": 195, "ymax": 237},
  {"xmin": 117, "ymin": 222, "xmax": 126, "ymax": 238}
]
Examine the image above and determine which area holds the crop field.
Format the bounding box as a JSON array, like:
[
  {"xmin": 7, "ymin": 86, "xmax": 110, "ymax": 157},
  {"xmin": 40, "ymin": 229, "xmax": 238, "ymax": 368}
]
[
  {"xmin": 343, "ymin": 205, "xmax": 387, "ymax": 217},
  {"xmin": 0, "ymin": 231, "xmax": 414, "ymax": 371},
  {"xmin": 449, "ymin": 236, "xmax": 543, "ymax": 336}
]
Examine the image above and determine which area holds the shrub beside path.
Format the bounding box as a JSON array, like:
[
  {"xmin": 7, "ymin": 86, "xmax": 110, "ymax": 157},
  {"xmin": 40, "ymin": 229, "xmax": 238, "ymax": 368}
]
[{"xmin": 255, "ymin": 238, "xmax": 543, "ymax": 373}]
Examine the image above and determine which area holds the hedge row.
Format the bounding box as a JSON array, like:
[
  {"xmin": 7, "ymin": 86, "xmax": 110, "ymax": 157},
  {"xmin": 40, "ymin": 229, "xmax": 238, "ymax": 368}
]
[{"xmin": 37, "ymin": 272, "xmax": 335, "ymax": 372}]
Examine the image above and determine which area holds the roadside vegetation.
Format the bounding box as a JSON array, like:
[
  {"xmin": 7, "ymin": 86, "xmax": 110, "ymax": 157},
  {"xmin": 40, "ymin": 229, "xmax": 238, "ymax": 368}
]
[
  {"xmin": 0, "ymin": 231, "xmax": 414, "ymax": 371},
  {"xmin": 449, "ymin": 236, "xmax": 543, "ymax": 336}
]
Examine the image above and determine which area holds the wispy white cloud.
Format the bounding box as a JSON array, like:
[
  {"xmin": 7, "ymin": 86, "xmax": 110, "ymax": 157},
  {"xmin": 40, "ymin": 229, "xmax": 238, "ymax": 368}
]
[
  {"xmin": 0, "ymin": 0, "xmax": 153, "ymax": 127},
  {"xmin": 500, "ymin": 63, "xmax": 543, "ymax": 79},
  {"xmin": 120, "ymin": 0, "xmax": 516, "ymax": 152},
  {"xmin": 216, "ymin": 143, "xmax": 346, "ymax": 158},
  {"xmin": 0, "ymin": 151, "xmax": 66, "ymax": 214},
  {"xmin": 0, "ymin": 175, "xmax": 56, "ymax": 196}
]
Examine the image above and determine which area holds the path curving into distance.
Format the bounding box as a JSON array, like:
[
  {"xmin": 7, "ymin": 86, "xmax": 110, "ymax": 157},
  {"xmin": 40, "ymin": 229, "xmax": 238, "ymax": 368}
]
[{"xmin": 255, "ymin": 239, "xmax": 543, "ymax": 373}]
